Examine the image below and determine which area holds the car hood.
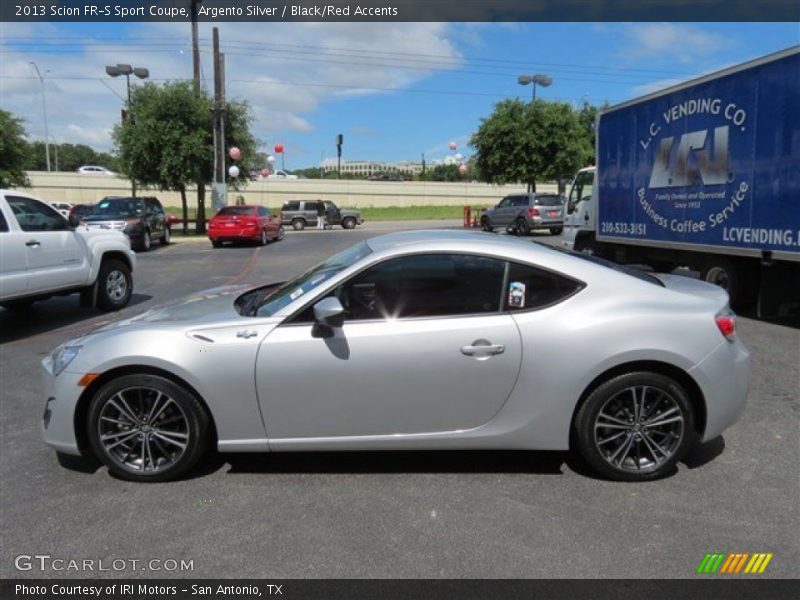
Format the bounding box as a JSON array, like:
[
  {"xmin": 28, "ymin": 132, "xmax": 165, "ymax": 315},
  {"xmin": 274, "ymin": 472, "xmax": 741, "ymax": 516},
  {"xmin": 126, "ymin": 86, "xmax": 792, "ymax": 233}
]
[{"xmin": 340, "ymin": 208, "xmax": 362, "ymax": 216}]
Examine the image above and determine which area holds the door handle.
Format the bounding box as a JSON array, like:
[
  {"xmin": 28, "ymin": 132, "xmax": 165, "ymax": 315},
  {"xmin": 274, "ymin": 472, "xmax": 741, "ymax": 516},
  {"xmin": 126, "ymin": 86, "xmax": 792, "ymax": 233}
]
[
  {"xmin": 461, "ymin": 343, "xmax": 505, "ymax": 356},
  {"xmin": 236, "ymin": 330, "xmax": 258, "ymax": 339},
  {"xmin": 25, "ymin": 240, "xmax": 41, "ymax": 247}
]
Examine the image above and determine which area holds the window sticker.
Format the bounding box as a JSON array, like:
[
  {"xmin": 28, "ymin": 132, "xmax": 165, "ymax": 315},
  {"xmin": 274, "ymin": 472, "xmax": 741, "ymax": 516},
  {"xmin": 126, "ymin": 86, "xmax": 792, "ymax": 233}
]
[
  {"xmin": 289, "ymin": 288, "xmax": 304, "ymax": 300},
  {"xmin": 508, "ymin": 281, "xmax": 526, "ymax": 308}
]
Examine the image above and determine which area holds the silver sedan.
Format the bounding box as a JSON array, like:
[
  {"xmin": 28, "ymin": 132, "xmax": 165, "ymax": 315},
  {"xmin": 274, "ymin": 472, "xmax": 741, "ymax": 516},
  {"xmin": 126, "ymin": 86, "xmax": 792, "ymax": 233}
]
[{"xmin": 41, "ymin": 230, "xmax": 750, "ymax": 482}]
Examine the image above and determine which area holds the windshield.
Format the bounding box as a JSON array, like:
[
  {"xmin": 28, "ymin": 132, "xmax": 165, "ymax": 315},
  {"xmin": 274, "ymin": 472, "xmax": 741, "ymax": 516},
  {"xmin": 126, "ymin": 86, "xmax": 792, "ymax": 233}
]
[
  {"xmin": 535, "ymin": 195, "xmax": 562, "ymax": 206},
  {"xmin": 92, "ymin": 197, "xmax": 143, "ymax": 216},
  {"xmin": 217, "ymin": 206, "xmax": 255, "ymax": 216},
  {"xmin": 255, "ymin": 241, "xmax": 373, "ymax": 316}
]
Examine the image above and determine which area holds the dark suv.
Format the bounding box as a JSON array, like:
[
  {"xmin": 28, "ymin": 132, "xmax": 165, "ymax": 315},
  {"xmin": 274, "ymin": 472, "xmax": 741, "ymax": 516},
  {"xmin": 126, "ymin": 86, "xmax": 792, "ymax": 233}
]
[
  {"xmin": 481, "ymin": 193, "xmax": 564, "ymax": 235},
  {"xmin": 280, "ymin": 200, "xmax": 363, "ymax": 230},
  {"xmin": 84, "ymin": 196, "xmax": 170, "ymax": 251}
]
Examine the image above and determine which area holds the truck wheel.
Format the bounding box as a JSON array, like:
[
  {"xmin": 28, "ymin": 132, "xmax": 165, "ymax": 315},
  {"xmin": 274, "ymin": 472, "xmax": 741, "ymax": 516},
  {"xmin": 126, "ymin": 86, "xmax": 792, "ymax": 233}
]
[
  {"xmin": 160, "ymin": 227, "xmax": 171, "ymax": 246},
  {"xmin": 549, "ymin": 226, "xmax": 564, "ymax": 235},
  {"xmin": 701, "ymin": 258, "xmax": 758, "ymax": 310},
  {"xmin": 96, "ymin": 259, "xmax": 132, "ymax": 311},
  {"xmin": 574, "ymin": 235, "xmax": 604, "ymax": 258},
  {"xmin": 342, "ymin": 217, "xmax": 356, "ymax": 229},
  {"xmin": 480, "ymin": 217, "xmax": 494, "ymax": 232},
  {"xmin": 648, "ymin": 260, "xmax": 676, "ymax": 273},
  {"xmin": 292, "ymin": 219, "xmax": 306, "ymax": 231}
]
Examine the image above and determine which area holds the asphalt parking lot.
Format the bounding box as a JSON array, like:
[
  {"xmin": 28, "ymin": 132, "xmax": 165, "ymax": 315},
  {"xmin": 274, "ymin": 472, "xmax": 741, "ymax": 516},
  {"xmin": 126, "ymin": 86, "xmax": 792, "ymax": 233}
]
[{"xmin": 0, "ymin": 221, "xmax": 798, "ymax": 579}]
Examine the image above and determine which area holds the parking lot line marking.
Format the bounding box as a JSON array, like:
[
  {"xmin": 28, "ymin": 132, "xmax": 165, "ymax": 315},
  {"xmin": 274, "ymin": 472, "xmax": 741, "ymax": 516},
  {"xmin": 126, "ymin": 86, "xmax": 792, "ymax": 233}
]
[{"xmin": 226, "ymin": 247, "xmax": 262, "ymax": 286}]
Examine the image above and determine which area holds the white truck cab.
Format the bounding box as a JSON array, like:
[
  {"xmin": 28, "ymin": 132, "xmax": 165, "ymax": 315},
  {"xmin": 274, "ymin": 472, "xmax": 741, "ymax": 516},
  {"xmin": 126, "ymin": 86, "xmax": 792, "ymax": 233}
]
[
  {"xmin": 0, "ymin": 190, "xmax": 136, "ymax": 311},
  {"xmin": 563, "ymin": 166, "xmax": 596, "ymax": 253}
]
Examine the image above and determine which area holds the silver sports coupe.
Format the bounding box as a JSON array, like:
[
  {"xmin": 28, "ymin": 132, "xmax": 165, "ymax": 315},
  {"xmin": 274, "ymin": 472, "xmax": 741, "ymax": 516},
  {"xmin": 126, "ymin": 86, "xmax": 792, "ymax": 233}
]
[{"xmin": 41, "ymin": 230, "xmax": 750, "ymax": 482}]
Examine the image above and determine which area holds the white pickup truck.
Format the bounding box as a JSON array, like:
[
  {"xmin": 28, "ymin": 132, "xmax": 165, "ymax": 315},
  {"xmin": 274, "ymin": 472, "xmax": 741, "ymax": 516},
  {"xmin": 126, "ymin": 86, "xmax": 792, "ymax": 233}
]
[{"xmin": 0, "ymin": 190, "xmax": 136, "ymax": 311}]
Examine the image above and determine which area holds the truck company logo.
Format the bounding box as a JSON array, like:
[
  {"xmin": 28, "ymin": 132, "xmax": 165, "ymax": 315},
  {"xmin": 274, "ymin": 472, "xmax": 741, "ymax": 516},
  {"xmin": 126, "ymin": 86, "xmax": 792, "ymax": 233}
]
[
  {"xmin": 635, "ymin": 96, "xmax": 754, "ymax": 237},
  {"xmin": 696, "ymin": 552, "xmax": 774, "ymax": 575}
]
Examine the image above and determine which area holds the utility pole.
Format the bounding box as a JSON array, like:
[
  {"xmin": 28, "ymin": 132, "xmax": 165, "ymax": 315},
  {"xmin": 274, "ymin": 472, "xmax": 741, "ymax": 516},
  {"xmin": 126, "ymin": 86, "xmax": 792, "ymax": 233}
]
[
  {"xmin": 336, "ymin": 133, "xmax": 343, "ymax": 179},
  {"xmin": 29, "ymin": 62, "xmax": 50, "ymax": 172},
  {"xmin": 190, "ymin": 0, "xmax": 201, "ymax": 93},
  {"xmin": 211, "ymin": 26, "xmax": 227, "ymax": 224},
  {"xmin": 421, "ymin": 152, "xmax": 426, "ymax": 178}
]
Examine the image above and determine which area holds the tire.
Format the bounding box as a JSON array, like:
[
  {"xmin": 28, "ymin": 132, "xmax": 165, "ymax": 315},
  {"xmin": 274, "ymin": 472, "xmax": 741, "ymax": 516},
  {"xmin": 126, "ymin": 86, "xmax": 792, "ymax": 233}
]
[
  {"xmin": 138, "ymin": 230, "xmax": 151, "ymax": 252},
  {"xmin": 87, "ymin": 374, "xmax": 210, "ymax": 482},
  {"xmin": 574, "ymin": 235, "xmax": 604, "ymax": 258},
  {"xmin": 342, "ymin": 217, "xmax": 356, "ymax": 230},
  {"xmin": 211, "ymin": 240, "xmax": 222, "ymax": 248},
  {"xmin": 292, "ymin": 219, "xmax": 306, "ymax": 231},
  {"xmin": 480, "ymin": 217, "xmax": 494, "ymax": 232},
  {"xmin": 648, "ymin": 260, "xmax": 676, "ymax": 273},
  {"xmin": 160, "ymin": 227, "xmax": 171, "ymax": 246},
  {"xmin": 0, "ymin": 299, "xmax": 35, "ymax": 311},
  {"xmin": 549, "ymin": 226, "xmax": 564, "ymax": 235},
  {"xmin": 276, "ymin": 226, "xmax": 285, "ymax": 241},
  {"xmin": 259, "ymin": 229, "xmax": 268, "ymax": 246},
  {"xmin": 96, "ymin": 259, "xmax": 132, "ymax": 311},
  {"xmin": 700, "ymin": 257, "xmax": 758, "ymax": 310},
  {"xmin": 513, "ymin": 217, "xmax": 530, "ymax": 236},
  {"xmin": 574, "ymin": 371, "xmax": 695, "ymax": 481}
]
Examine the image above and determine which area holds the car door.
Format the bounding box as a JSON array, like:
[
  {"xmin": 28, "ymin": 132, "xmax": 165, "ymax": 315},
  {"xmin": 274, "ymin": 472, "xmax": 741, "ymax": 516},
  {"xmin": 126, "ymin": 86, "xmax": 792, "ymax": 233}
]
[
  {"xmin": 256, "ymin": 253, "xmax": 523, "ymax": 439},
  {"xmin": 258, "ymin": 206, "xmax": 276, "ymax": 236},
  {"xmin": 4, "ymin": 195, "xmax": 86, "ymax": 294},
  {"xmin": 0, "ymin": 204, "xmax": 29, "ymax": 298},
  {"xmin": 492, "ymin": 196, "xmax": 516, "ymax": 227},
  {"xmin": 146, "ymin": 198, "xmax": 166, "ymax": 239},
  {"xmin": 324, "ymin": 201, "xmax": 341, "ymax": 225}
]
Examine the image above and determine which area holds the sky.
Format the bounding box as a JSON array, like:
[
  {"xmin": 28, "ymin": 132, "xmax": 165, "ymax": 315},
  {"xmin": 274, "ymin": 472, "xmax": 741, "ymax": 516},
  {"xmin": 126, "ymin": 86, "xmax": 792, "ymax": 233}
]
[{"xmin": 1, "ymin": 21, "xmax": 798, "ymax": 168}]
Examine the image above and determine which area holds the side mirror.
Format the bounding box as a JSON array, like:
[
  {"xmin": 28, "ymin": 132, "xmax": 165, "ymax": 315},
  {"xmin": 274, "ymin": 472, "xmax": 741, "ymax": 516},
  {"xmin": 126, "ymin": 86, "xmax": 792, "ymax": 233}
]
[
  {"xmin": 68, "ymin": 213, "xmax": 81, "ymax": 228},
  {"xmin": 313, "ymin": 296, "xmax": 345, "ymax": 328}
]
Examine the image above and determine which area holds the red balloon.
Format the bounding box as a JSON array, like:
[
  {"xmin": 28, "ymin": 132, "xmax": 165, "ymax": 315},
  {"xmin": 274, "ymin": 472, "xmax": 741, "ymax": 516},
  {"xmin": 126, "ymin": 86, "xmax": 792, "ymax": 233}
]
[
  {"xmin": 274, "ymin": 144, "xmax": 284, "ymax": 154},
  {"xmin": 261, "ymin": 168, "xmax": 270, "ymax": 177},
  {"xmin": 229, "ymin": 147, "xmax": 241, "ymax": 161},
  {"xmin": 458, "ymin": 163, "xmax": 468, "ymax": 175}
]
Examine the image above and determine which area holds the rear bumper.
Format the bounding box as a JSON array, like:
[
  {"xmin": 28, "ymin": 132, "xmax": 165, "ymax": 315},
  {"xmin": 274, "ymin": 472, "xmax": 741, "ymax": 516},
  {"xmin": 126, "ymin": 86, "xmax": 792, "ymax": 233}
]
[
  {"xmin": 208, "ymin": 227, "xmax": 261, "ymax": 241},
  {"xmin": 689, "ymin": 337, "xmax": 751, "ymax": 442}
]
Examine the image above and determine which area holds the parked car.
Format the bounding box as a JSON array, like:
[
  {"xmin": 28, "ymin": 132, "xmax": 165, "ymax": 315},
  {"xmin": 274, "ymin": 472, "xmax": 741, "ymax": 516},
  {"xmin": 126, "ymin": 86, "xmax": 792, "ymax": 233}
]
[
  {"xmin": 41, "ymin": 230, "xmax": 749, "ymax": 482},
  {"xmin": 208, "ymin": 205, "xmax": 285, "ymax": 247},
  {"xmin": 83, "ymin": 196, "xmax": 170, "ymax": 252},
  {"xmin": 481, "ymin": 193, "xmax": 565, "ymax": 235},
  {"xmin": 0, "ymin": 190, "xmax": 135, "ymax": 311},
  {"xmin": 77, "ymin": 166, "xmax": 115, "ymax": 176},
  {"xmin": 68, "ymin": 203, "xmax": 95, "ymax": 221},
  {"xmin": 48, "ymin": 202, "xmax": 73, "ymax": 218},
  {"xmin": 280, "ymin": 200, "xmax": 363, "ymax": 230},
  {"xmin": 266, "ymin": 170, "xmax": 298, "ymax": 180}
]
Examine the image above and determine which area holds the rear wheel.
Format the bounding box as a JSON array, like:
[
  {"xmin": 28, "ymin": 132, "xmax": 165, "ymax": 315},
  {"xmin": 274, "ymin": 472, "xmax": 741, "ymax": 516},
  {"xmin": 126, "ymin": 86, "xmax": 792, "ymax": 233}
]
[
  {"xmin": 211, "ymin": 240, "xmax": 222, "ymax": 248},
  {"xmin": 96, "ymin": 259, "xmax": 132, "ymax": 311},
  {"xmin": 0, "ymin": 299, "xmax": 34, "ymax": 311},
  {"xmin": 292, "ymin": 219, "xmax": 306, "ymax": 231},
  {"xmin": 342, "ymin": 217, "xmax": 356, "ymax": 230},
  {"xmin": 259, "ymin": 229, "xmax": 268, "ymax": 246},
  {"xmin": 513, "ymin": 217, "xmax": 530, "ymax": 236},
  {"xmin": 574, "ymin": 371, "xmax": 695, "ymax": 481},
  {"xmin": 574, "ymin": 235, "xmax": 604, "ymax": 258},
  {"xmin": 137, "ymin": 230, "xmax": 151, "ymax": 252},
  {"xmin": 87, "ymin": 374, "xmax": 210, "ymax": 482},
  {"xmin": 549, "ymin": 226, "xmax": 564, "ymax": 235},
  {"xmin": 160, "ymin": 227, "xmax": 171, "ymax": 245},
  {"xmin": 648, "ymin": 260, "xmax": 676, "ymax": 273}
]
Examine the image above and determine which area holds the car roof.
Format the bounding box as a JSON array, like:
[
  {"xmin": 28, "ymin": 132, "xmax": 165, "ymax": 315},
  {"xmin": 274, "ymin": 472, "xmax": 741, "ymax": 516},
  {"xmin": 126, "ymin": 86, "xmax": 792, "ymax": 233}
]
[{"xmin": 365, "ymin": 229, "xmax": 558, "ymax": 258}]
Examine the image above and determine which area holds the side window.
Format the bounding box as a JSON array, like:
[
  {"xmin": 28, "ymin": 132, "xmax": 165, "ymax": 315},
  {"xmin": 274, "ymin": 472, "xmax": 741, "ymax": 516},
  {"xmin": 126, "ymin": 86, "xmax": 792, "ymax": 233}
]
[
  {"xmin": 150, "ymin": 198, "xmax": 164, "ymax": 214},
  {"xmin": 258, "ymin": 207, "xmax": 268, "ymax": 217},
  {"xmin": 0, "ymin": 209, "xmax": 8, "ymax": 232},
  {"xmin": 567, "ymin": 171, "xmax": 594, "ymax": 213},
  {"xmin": 337, "ymin": 254, "xmax": 506, "ymax": 321},
  {"xmin": 511, "ymin": 196, "xmax": 529, "ymax": 207},
  {"xmin": 6, "ymin": 196, "xmax": 68, "ymax": 232},
  {"xmin": 497, "ymin": 197, "xmax": 511, "ymax": 208},
  {"xmin": 505, "ymin": 262, "xmax": 583, "ymax": 311}
]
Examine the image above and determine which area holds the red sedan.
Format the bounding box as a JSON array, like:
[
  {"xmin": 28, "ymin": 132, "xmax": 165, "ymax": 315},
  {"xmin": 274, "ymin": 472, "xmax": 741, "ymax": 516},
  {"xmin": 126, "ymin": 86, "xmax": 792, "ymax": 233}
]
[{"xmin": 208, "ymin": 205, "xmax": 285, "ymax": 247}]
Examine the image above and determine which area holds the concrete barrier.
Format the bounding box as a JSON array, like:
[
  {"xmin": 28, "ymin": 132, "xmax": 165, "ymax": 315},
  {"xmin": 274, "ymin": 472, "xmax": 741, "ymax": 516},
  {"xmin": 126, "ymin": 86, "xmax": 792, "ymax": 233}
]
[{"xmin": 22, "ymin": 171, "xmax": 558, "ymax": 208}]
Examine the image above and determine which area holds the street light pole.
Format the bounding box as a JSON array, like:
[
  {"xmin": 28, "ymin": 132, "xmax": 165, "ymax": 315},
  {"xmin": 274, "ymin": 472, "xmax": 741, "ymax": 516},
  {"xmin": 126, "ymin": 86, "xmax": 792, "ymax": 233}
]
[
  {"xmin": 517, "ymin": 73, "xmax": 553, "ymax": 193},
  {"xmin": 106, "ymin": 63, "xmax": 149, "ymax": 197},
  {"xmin": 29, "ymin": 62, "xmax": 50, "ymax": 172}
]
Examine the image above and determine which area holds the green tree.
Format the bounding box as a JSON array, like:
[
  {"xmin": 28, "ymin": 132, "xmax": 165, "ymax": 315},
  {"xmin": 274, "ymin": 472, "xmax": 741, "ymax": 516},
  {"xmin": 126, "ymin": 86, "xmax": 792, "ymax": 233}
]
[
  {"xmin": 575, "ymin": 100, "xmax": 609, "ymax": 167},
  {"xmin": 24, "ymin": 142, "xmax": 119, "ymax": 172},
  {"xmin": 0, "ymin": 110, "xmax": 31, "ymax": 188},
  {"xmin": 426, "ymin": 164, "xmax": 466, "ymax": 182},
  {"xmin": 113, "ymin": 81, "xmax": 256, "ymax": 234},
  {"xmin": 470, "ymin": 99, "xmax": 589, "ymax": 192}
]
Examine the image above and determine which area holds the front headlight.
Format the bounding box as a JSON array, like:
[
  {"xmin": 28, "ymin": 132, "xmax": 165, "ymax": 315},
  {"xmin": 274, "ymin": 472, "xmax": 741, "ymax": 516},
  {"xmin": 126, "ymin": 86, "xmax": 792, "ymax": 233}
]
[{"xmin": 47, "ymin": 345, "xmax": 82, "ymax": 376}]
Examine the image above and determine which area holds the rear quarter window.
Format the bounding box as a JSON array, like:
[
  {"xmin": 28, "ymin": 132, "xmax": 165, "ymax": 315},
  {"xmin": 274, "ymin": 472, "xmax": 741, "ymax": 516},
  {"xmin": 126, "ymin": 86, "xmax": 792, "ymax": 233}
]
[
  {"xmin": 505, "ymin": 261, "xmax": 584, "ymax": 311},
  {"xmin": 282, "ymin": 201, "xmax": 300, "ymax": 211}
]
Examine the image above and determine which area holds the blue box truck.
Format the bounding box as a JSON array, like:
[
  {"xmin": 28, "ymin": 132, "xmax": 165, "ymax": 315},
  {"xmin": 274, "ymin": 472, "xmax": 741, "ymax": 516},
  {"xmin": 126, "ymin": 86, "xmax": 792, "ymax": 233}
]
[{"xmin": 564, "ymin": 46, "xmax": 799, "ymax": 317}]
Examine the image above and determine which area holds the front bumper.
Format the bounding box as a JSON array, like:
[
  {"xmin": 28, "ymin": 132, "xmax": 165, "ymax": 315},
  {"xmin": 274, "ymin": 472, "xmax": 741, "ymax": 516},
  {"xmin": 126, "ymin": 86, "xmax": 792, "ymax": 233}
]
[
  {"xmin": 40, "ymin": 364, "xmax": 85, "ymax": 456},
  {"xmin": 689, "ymin": 336, "xmax": 751, "ymax": 442}
]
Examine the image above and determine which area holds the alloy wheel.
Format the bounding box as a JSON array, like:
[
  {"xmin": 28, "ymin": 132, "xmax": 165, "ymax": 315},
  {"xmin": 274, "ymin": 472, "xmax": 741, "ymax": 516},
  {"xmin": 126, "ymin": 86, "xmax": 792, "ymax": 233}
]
[
  {"xmin": 105, "ymin": 269, "xmax": 128, "ymax": 302},
  {"xmin": 97, "ymin": 386, "xmax": 190, "ymax": 474},
  {"xmin": 593, "ymin": 385, "xmax": 684, "ymax": 473}
]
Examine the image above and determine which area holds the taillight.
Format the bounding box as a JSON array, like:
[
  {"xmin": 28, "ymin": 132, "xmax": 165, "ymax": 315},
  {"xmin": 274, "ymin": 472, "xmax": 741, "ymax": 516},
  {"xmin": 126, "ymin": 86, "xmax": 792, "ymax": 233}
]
[
  {"xmin": 528, "ymin": 207, "xmax": 539, "ymax": 217},
  {"xmin": 715, "ymin": 313, "xmax": 736, "ymax": 340}
]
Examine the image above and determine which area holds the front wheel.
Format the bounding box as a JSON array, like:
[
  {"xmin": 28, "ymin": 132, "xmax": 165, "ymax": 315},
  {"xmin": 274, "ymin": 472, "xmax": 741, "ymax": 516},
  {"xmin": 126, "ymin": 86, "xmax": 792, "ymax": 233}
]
[
  {"xmin": 480, "ymin": 217, "xmax": 494, "ymax": 232},
  {"xmin": 138, "ymin": 230, "xmax": 151, "ymax": 252},
  {"xmin": 574, "ymin": 372, "xmax": 695, "ymax": 481},
  {"xmin": 276, "ymin": 225, "xmax": 285, "ymax": 241},
  {"xmin": 292, "ymin": 219, "xmax": 306, "ymax": 231},
  {"xmin": 96, "ymin": 259, "xmax": 132, "ymax": 311},
  {"xmin": 86, "ymin": 374, "xmax": 211, "ymax": 482}
]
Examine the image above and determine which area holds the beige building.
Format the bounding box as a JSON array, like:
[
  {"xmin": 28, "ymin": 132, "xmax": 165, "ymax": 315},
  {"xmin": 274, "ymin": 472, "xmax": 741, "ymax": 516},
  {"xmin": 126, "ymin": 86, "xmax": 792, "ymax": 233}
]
[{"xmin": 322, "ymin": 159, "xmax": 424, "ymax": 177}]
